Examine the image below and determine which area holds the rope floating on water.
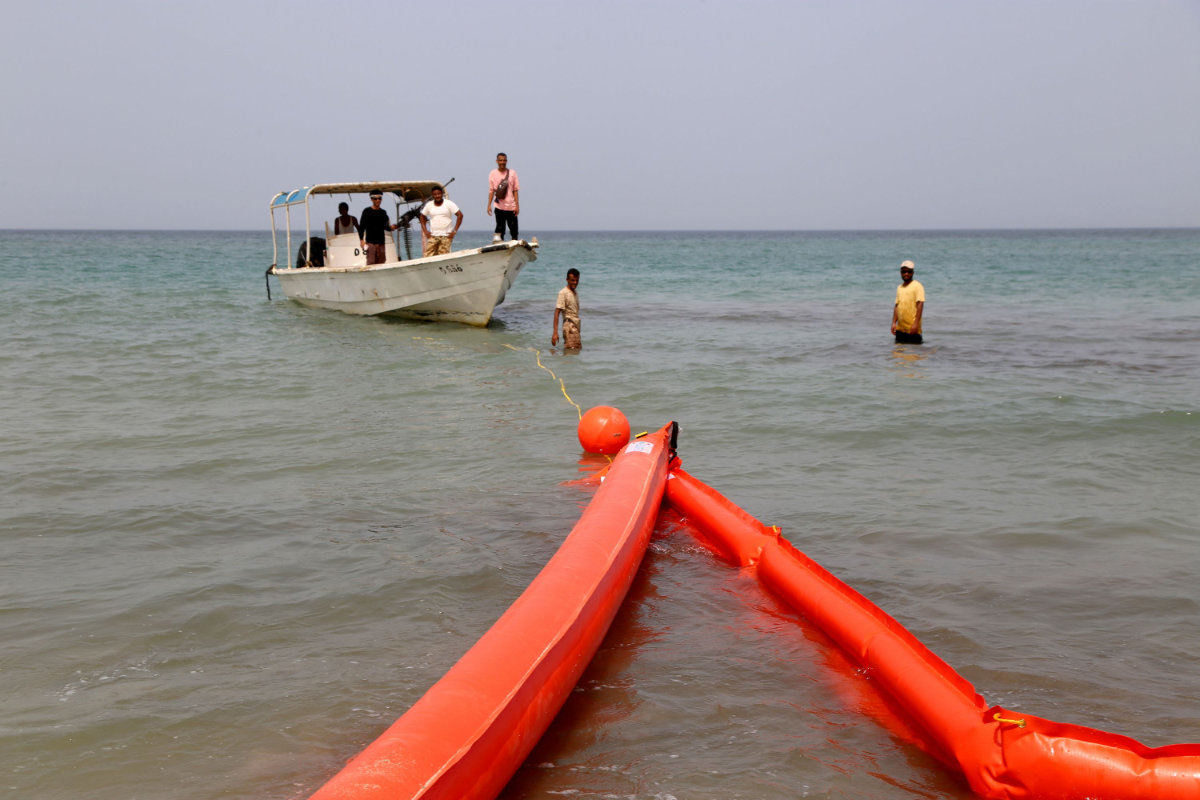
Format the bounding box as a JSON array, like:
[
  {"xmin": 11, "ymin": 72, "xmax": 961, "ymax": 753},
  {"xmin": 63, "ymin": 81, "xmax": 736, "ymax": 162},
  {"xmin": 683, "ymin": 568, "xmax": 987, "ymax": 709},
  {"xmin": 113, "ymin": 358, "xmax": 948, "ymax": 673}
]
[{"xmin": 503, "ymin": 344, "xmax": 583, "ymax": 420}]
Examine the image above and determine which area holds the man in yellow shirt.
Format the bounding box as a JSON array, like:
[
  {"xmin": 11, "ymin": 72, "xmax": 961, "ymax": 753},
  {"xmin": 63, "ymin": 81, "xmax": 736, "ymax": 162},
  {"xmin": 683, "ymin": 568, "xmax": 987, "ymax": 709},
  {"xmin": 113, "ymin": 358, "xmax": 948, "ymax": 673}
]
[{"xmin": 891, "ymin": 260, "xmax": 925, "ymax": 344}]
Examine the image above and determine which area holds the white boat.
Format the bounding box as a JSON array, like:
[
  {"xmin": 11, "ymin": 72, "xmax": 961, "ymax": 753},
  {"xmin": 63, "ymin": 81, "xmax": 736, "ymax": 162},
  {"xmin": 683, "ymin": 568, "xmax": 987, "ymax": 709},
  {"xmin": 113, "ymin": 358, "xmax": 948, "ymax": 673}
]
[{"xmin": 266, "ymin": 181, "xmax": 537, "ymax": 326}]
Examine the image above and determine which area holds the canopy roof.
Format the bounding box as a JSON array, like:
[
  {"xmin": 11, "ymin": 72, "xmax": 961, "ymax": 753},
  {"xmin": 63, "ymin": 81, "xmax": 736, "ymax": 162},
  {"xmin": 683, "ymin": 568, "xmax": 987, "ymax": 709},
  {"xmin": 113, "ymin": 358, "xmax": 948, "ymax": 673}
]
[{"xmin": 270, "ymin": 181, "xmax": 445, "ymax": 209}]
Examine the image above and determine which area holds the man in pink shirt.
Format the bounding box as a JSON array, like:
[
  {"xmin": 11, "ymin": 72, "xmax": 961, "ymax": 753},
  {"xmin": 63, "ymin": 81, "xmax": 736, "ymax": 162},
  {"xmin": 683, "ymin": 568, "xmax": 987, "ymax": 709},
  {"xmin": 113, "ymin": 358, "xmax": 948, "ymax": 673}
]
[{"xmin": 486, "ymin": 152, "xmax": 520, "ymax": 242}]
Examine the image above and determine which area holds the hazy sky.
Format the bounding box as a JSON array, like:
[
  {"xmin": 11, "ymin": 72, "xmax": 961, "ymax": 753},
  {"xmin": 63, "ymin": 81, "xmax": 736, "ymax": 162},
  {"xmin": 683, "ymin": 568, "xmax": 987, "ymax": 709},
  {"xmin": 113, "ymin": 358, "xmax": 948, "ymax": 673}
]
[{"xmin": 4, "ymin": 0, "xmax": 1199, "ymax": 230}]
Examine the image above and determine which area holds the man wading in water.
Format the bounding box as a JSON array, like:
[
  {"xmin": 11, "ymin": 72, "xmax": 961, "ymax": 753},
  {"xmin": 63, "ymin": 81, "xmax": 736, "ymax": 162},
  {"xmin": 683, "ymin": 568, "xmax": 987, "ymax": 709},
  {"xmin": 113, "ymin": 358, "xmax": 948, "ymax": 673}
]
[
  {"xmin": 552, "ymin": 268, "xmax": 581, "ymax": 350},
  {"xmin": 891, "ymin": 260, "xmax": 925, "ymax": 344}
]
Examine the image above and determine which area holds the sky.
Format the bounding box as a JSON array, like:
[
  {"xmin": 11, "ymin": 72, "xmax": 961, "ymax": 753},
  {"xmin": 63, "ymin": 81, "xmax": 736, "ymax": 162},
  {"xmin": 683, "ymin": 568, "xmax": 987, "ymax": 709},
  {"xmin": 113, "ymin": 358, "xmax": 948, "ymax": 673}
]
[{"xmin": 3, "ymin": 0, "xmax": 1199, "ymax": 231}]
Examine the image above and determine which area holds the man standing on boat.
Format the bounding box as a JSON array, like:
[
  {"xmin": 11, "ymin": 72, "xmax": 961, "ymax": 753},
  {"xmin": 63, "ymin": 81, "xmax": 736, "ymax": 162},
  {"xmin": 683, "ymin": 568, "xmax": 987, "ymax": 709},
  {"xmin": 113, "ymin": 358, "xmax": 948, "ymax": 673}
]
[
  {"xmin": 419, "ymin": 186, "xmax": 463, "ymax": 257},
  {"xmin": 360, "ymin": 189, "xmax": 398, "ymax": 266},
  {"xmin": 334, "ymin": 202, "xmax": 359, "ymax": 236},
  {"xmin": 891, "ymin": 260, "xmax": 925, "ymax": 344},
  {"xmin": 486, "ymin": 152, "xmax": 520, "ymax": 242}
]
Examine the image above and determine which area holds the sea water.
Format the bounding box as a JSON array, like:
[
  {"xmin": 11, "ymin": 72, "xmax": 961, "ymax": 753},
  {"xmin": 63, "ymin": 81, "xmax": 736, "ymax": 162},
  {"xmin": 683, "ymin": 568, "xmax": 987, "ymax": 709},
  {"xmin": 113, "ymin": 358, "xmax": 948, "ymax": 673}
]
[{"xmin": 2, "ymin": 228, "xmax": 1197, "ymax": 799}]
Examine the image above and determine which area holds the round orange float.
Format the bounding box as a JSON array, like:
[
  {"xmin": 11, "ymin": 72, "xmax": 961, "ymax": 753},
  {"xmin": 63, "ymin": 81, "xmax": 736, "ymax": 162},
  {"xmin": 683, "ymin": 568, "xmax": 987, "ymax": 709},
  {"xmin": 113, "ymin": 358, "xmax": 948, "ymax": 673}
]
[{"xmin": 577, "ymin": 406, "xmax": 631, "ymax": 454}]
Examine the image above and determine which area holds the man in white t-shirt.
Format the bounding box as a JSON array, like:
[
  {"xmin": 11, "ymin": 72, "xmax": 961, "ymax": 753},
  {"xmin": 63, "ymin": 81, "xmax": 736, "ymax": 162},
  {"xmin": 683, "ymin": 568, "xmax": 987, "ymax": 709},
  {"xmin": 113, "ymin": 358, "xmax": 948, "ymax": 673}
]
[{"xmin": 419, "ymin": 186, "xmax": 463, "ymax": 256}]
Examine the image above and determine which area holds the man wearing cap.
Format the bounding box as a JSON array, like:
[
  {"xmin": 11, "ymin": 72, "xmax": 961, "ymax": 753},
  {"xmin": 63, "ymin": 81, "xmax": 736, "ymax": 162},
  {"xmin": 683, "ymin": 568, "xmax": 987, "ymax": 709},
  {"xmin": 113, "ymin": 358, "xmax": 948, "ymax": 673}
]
[
  {"xmin": 419, "ymin": 185, "xmax": 463, "ymax": 257},
  {"xmin": 360, "ymin": 189, "xmax": 398, "ymax": 266},
  {"xmin": 891, "ymin": 260, "xmax": 925, "ymax": 344}
]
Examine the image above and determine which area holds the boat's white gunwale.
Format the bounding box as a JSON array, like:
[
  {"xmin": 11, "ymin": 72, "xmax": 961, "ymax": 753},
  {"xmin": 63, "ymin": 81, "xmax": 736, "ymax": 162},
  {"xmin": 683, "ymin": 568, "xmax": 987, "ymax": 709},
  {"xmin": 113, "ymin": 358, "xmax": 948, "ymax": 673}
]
[{"xmin": 271, "ymin": 241, "xmax": 536, "ymax": 276}]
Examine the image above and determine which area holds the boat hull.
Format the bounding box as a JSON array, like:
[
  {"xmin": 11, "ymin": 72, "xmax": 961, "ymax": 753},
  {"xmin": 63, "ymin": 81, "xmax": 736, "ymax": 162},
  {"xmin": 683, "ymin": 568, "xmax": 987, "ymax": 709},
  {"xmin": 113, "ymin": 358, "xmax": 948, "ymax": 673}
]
[{"xmin": 273, "ymin": 241, "xmax": 536, "ymax": 326}]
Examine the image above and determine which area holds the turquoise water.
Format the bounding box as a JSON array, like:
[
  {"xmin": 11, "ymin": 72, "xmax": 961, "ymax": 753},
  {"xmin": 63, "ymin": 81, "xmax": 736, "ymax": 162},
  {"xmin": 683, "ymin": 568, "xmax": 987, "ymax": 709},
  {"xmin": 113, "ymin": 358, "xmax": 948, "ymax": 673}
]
[{"xmin": 2, "ymin": 228, "xmax": 1198, "ymax": 799}]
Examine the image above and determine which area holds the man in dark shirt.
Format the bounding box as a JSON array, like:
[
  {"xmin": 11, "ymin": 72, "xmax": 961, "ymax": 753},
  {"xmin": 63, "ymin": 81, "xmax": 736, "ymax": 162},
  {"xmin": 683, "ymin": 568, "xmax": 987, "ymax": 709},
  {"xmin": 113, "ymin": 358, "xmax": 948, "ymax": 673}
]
[{"xmin": 359, "ymin": 189, "xmax": 397, "ymax": 265}]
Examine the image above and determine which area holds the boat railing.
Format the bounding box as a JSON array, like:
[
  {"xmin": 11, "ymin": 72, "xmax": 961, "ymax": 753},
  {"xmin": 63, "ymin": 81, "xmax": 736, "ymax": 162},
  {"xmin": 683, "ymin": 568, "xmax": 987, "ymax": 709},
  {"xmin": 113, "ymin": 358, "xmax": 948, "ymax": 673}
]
[{"xmin": 268, "ymin": 182, "xmax": 453, "ymax": 278}]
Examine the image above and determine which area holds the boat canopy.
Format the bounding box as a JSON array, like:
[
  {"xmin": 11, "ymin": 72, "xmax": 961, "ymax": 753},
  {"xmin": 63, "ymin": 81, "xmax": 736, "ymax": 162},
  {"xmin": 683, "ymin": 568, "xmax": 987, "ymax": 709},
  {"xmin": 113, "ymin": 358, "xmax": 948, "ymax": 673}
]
[
  {"xmin": 269, "ymin": 181, "xmax": 444, "ymax": 209},
  {"xmin": 268, "ymin": 180, "xmax": 448, "ymax": 268}
]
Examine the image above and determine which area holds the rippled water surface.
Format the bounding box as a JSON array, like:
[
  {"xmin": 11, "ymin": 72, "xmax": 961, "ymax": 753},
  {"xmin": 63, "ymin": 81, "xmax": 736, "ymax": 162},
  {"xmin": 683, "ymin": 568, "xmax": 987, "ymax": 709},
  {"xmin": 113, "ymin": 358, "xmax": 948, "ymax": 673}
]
[{"xmin": 2, "ymin": 228, "xmax": 1198, "ymax": 799}]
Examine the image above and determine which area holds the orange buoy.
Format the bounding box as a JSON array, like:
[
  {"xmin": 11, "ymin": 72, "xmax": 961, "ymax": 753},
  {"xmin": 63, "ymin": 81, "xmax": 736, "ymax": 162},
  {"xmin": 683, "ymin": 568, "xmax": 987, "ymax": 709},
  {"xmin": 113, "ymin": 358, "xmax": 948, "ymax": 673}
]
[{"xmin": 577, "ymin": 406, "xmax": 631, "ymax": 454}]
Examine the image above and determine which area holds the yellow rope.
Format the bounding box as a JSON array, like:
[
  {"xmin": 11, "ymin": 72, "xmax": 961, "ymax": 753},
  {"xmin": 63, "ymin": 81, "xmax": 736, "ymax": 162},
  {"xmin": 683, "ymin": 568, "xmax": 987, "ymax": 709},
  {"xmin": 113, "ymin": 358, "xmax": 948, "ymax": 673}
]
[
  {"xmin": 503, "ymin": 344, "xmax": 583, "ymax": 420},
  {"xmin": 993, "ymin": 712, "xmax": 1027, "ymax": 728}
]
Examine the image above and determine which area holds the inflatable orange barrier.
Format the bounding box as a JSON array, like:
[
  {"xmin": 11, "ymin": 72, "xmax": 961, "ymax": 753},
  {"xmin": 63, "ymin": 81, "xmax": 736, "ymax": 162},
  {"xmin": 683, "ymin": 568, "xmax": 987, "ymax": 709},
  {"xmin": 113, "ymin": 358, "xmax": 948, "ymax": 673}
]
[
  {"xmin": 665, "ymin": 467, "xmax": 1200, "ymax": 800},
  {"xmin": 309, "ymin": 423, "xmax": 677, "ymax": 800}
]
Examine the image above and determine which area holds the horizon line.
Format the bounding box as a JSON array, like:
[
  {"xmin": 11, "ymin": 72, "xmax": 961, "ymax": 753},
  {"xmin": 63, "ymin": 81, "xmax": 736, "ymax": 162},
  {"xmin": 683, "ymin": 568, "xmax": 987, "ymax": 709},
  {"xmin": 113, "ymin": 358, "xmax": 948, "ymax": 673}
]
[{"xmin": 3, "ymin": 225, "xmax": 1198, "ymax": 234}]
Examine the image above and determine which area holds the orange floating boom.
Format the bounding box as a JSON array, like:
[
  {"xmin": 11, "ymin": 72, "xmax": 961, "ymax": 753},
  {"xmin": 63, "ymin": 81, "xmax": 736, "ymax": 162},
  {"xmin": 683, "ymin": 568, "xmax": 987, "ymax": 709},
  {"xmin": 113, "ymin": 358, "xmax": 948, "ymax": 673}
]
[
  {"xmin": 665, "ymin": 466, "xmax": 1200, "ymax": 800},
  {"xmin": 309, "ymin": 423, "xmax": 677, "ymax": 800}
]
